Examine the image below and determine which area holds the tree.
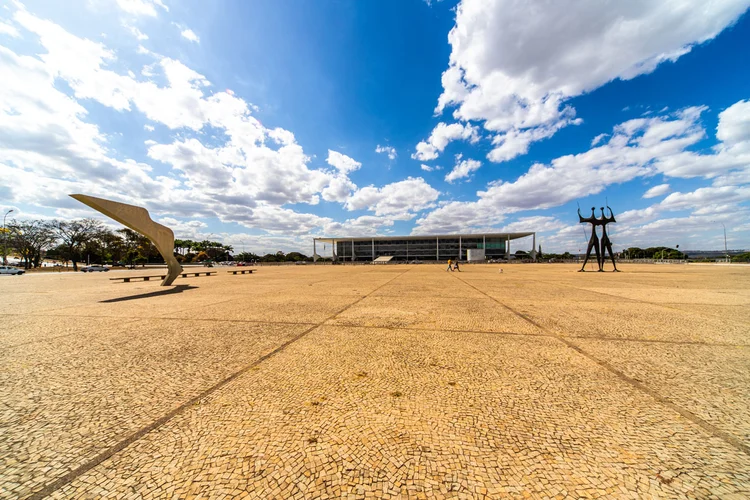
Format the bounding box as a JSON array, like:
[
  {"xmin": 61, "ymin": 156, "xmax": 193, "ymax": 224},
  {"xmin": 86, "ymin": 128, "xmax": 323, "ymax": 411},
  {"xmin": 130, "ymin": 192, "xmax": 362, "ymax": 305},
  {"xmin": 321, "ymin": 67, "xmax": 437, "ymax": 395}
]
[
  {"xmin": 96, "ymin": 230, "xmax": 126, "ymax": 264},
  {"xmin": 284, "ymin": 252, "xmax": 308, "ymax": 262},
  {"xmin": 235, "ymin": 252, "xmax": 260, "ymax": 262},
  {"xmin": 51, "ymin": 219, "xmax": 104, "ymax": 271},
  {"xmin": 117, "ymin": 228, "xmax": 160, "ymax": 266},
  {"xmin": 8, "ymin": 220, "xmax": 57, "ymax": 269}
]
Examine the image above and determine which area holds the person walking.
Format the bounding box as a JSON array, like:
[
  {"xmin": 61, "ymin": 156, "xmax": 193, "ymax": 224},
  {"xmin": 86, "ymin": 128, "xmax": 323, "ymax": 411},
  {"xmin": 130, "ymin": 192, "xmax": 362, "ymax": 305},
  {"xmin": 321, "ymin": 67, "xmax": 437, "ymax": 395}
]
[
  {"xmin": 446, "ymin": 259, "xmax": 453, "ymax": 272},
  {"xmin": 453, "ymin": 260, "xmax": 461, "ymax": 272}
]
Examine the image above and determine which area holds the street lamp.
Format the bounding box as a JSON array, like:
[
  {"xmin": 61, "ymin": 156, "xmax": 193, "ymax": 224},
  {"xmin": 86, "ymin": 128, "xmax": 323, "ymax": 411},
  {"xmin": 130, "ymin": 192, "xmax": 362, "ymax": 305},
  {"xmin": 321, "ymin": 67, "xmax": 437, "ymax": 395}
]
[
  {"xmin": 3, "ymin": 209, "xmax": 14, "ymax": 265},
  {"xmin": 712, "ymin": 221, "xmax": 728, "ymax": 262}
]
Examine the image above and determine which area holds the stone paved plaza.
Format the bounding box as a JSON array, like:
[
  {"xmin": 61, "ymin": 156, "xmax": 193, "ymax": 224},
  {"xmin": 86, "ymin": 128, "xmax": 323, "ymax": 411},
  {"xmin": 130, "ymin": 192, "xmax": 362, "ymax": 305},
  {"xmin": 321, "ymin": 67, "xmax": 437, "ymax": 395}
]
[{"xmin": 2, "ymin": 264, "xmax": 750, "ymax": 499}]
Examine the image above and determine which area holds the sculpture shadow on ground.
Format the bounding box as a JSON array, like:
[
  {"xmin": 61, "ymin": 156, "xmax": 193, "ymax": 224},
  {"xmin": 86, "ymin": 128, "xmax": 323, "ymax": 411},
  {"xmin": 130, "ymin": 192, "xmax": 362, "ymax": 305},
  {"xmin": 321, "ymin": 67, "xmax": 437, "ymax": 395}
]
[{"xmin": 99, "ymin": 284, "xmax": 197, "ymax": 303}]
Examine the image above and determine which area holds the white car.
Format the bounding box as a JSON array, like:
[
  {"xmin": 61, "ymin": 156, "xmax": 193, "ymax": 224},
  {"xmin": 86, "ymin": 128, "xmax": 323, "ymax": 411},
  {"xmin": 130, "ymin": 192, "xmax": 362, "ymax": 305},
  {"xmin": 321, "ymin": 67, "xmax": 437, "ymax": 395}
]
[
  {"xmin": 0, "ymin": 265, "xmax": 24, "ymax": 275},
  {"xmin": 80, "ymin": 265, "xmax": 109, "ymax": 272}
]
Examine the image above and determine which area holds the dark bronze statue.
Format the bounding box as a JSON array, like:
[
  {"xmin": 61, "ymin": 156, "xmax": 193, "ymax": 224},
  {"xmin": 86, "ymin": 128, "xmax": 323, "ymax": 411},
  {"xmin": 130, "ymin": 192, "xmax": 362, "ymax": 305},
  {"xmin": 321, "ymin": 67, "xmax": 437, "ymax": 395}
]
[
  {"xmin": 578, "ymin": 207, "xmax": 601, "ymax": 272},
  {"xmin": 578, "ymin": 204, "xmax": 619, "ymax": 272},
  {"xmin": 600, "ymin": 206, "xmax": 619, "ymax": 272}
]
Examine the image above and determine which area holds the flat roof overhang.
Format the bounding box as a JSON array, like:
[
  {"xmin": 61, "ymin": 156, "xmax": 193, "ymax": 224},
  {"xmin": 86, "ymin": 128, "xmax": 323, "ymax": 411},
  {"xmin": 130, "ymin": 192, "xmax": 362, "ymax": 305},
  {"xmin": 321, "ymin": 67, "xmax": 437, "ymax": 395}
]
[{"xmin": 313, "ymin": 232, "xmax": 535, "ymax": 244}]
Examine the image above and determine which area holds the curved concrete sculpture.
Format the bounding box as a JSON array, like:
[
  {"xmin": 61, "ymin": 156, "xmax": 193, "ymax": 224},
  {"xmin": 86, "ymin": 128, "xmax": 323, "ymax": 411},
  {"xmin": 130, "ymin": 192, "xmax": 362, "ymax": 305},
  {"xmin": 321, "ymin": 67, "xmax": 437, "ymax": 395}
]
[{"xmin": 70, "ymin": 194, "xmax": 183, "ymax": 286}]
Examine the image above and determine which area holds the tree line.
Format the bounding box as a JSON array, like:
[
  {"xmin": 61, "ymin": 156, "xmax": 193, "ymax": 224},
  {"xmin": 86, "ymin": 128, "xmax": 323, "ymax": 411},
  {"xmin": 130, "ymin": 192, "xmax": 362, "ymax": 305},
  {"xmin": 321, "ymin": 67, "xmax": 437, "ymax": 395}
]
[
  {"xmin": 623, "ymin": 246, "xmax": 687, "ymax": 259},
  {"xmin": 2, "ymin": 218, "xmax": 316, "ymax": 270},
  {"xmin": 3, "ymin": 219, "xmax": 233, "ymax": 271},
  {"xmin": 233, "ymin": 251, "xmax": 313, "ymax": 263}
]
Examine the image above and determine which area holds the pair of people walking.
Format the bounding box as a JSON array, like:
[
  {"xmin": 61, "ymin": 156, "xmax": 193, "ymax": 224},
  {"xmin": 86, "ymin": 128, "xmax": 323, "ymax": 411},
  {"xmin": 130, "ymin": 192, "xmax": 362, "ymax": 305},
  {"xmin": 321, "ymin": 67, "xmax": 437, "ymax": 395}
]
[{"xmin": 446, "ymin": 259, "xmax": 460, "ymax": 272}]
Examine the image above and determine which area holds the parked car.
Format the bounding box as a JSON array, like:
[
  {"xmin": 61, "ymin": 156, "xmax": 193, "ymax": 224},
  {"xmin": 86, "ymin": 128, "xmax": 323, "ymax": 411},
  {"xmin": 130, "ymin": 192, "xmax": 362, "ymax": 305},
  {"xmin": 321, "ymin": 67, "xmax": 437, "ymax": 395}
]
[
  {"xmin": 0, "ymin": 265, "xmax": 24, "ymax": 275},
  {"xmin": 80, "ymin": 265, "xmax": 109, "ymax": 272}
]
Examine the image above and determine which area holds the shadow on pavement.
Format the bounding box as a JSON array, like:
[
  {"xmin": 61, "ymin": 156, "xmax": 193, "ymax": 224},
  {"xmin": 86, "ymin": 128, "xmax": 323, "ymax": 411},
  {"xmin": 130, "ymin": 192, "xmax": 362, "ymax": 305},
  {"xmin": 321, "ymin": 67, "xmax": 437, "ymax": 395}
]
[{"xmin": 100, "ymin": 284, "xmax": 198, "ymax": 303}]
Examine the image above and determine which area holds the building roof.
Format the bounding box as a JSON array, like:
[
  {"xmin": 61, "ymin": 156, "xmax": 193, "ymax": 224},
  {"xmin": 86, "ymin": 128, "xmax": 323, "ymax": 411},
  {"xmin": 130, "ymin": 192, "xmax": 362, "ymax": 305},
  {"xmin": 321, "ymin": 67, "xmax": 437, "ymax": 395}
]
[{"xmin": 313, "ymin": 232, "xmax": 534, "ymax": 244}]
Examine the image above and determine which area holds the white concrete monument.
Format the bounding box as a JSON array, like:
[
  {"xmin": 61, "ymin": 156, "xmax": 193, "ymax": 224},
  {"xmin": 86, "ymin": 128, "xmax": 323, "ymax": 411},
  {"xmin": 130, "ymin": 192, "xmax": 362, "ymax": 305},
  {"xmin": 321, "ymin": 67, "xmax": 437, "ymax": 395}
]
[{"xmin": 70, "ymin": 194, "xmax": 183, "ymax": 286}]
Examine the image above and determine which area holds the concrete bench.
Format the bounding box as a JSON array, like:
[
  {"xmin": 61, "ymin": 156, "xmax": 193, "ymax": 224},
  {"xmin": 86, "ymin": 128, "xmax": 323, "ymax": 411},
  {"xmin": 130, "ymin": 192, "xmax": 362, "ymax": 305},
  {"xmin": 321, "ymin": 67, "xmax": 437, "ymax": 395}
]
[
  {"xmin": 180, "ymin": 271, "xmax": 217, "ymax": 278},
  {"xmin": 228, "ymin": 269, "xmax": 256, "ymax": 275},
  {"xmin": 110, "ymin": 271, "xmax": 217, "ymax": 283},
  {"xmin": 110, "ymin": 275, "xmax": 166, "ymax": 283}
]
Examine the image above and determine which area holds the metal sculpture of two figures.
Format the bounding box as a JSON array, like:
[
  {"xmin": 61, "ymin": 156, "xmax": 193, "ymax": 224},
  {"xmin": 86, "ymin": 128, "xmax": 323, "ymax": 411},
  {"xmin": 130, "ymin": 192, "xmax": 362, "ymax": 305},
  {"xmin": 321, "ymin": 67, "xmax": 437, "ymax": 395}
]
[{"xmin": 578, "ymin": 206, "xmax": 619, "ymax": 272}]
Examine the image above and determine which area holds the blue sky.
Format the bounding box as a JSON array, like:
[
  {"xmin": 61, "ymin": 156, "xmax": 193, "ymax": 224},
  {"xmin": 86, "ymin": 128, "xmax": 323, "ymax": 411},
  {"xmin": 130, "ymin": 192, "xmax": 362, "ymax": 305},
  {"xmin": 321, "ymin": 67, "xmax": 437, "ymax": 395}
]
[{"xmin": 1, "ymin": 0, "xmax": 749, "ymax": 255}]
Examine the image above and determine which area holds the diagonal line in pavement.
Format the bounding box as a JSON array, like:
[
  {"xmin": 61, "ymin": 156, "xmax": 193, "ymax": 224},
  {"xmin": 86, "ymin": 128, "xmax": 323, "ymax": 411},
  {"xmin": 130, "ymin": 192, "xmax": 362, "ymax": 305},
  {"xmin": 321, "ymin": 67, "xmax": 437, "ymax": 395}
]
[
  {"xmin": 27, "ymin": 268, "xmax": 413, "ymax": 499},
  {"xmin": 451, "ymin": 273, "xmax": 750, "ymax": 457}
]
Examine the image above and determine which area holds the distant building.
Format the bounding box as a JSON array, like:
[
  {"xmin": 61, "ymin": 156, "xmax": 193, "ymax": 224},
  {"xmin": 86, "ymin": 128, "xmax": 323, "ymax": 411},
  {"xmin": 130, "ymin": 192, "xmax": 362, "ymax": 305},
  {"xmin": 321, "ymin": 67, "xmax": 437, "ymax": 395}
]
[{"xmin": 312, "ymin": 232, "xmax": 536, "ymax": 262}]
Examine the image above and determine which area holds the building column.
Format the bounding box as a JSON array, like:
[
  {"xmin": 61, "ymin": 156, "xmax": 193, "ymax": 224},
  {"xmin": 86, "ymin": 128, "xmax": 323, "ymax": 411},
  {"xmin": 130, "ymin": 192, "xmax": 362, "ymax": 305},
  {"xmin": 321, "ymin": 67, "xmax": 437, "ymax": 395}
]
[
  {"xmin": 372, "ymin": 238, "xmax": 375, "ymax": 261},
  {"xmin": 313, "ymin": 239, "xmax": 317, "ymax": 262},
  {"xmin": 459, "ymin": 236, "xmax": 462, "ymax": 261},
  {"xmin": 531, "ymin": 233, "xmax": 536, "ymax": 261},
  {"xmin": 436, "ymin": 236, "xmax": 439, "ymax": 261},
  {"xmin": 333, "ymin": 239, "xmax": 337, "ymax": 262},
  {"xmin": 506, "ymin": 235, "xmax": 510, "ymax": 260},
  {"xmin": 352, "ymin": 239, "xmax": 355, "ymax": 262}
]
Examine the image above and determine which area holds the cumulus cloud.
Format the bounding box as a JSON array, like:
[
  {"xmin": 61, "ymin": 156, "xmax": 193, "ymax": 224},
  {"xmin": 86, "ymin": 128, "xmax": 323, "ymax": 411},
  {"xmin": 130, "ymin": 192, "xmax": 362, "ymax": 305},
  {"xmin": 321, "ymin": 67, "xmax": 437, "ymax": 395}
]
[
  {"xmin": 180, "ymin": 28, "xmax": 199, "ymax": 43},
  {"xmin": 716, "ymin": 99, "xmax": 750, "ymax": 150},
  {"xmin": 412, "ymin": 122, "xmax": 479, "ymax": 161},
  {"xmin": 375, "ymin": 144, "xmax": 397, "ymax": 160},
  {"xmin": 415, "ymin": 102, "xmax": 750, "ymax": 236},
  {"xmin": 642, "ymin": 184, "xmax": 670, "ymax": 199},
  {"xmin": 501, "ymin": 216, "xmax": 565, "ymax": 234},
  {"xmin": 0, "ymin": 4, "xmax": 437, "ymax": 241},
  {"xmin": 435, "ymin": 0, "xmax": 750, "ymax": 162},
  {"xmin": 326, "ymin": 150, "xmax": 361, "ymax": 174},
  {"xmin": 420, "ymin": 164, "xmax": 441, "ymax": 172},
  {"xmin": 345, "ymin": 177, "xmax": 439, "ymax": 217},
  {"xmin": 444, "ymin": 157, "xmax": 481, "ymax": 183}
]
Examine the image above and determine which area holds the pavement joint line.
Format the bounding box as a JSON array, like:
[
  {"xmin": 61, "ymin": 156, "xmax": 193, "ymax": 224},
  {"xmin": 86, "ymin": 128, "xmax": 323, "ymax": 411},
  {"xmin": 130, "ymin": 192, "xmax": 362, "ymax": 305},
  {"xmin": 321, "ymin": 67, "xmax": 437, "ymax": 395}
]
[
  {"xmin": 328, "ymin": 322, "xmax": 554, "ymax": 338},
  {"xmin": 452, "ymin": 273, "xmax": 750, "ymax": 457},
  {"xmin": 3, "ymin": 317, "xmax": 148, "ymax": 350},
  {"xmin": 26, "ymin": 267, "xmax": 413, "ymax": 500}
]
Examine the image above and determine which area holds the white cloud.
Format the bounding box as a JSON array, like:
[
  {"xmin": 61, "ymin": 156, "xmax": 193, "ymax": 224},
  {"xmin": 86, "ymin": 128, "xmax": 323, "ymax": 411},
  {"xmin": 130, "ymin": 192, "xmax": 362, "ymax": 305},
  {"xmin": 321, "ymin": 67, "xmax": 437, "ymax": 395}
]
[
  {"xmin": 144, "ymin": 124, "xmax": 155, "ymax": 131},
  {"xmin": 642, "ymin": 183, "xmax": 670, "ymax": 199},
  {"xmin": 123, "ymin": 22, "xmax": 148, "ymax": 41},
  {"xmin": 716, "ymin": 99, "xmax": 750, "ymax": 150},
  {"xmin": 660, "ymin": 186, "xmax": 750, "ymax": 213},
  {"xmin": 591, "ymin": 133, "xmax": 609, "ymax": 147},
  {"xmin": 0, "ymin": 5, "xmax": 434, "ymax": 240},
  {"xmin": 180, "ymin": 28, "xmax": 199, "ymax": 43},
  {"xmin": 435, "ymin": 0, "xmax": 750, "ymax": 162},
  {"xmin": 0, "ymin": 20, "xmax": 19, "ymax": 37},
  {"xmin": 115, "ymin": 0, "xmax": 168, "ymax": 17},
  {"xmin": 501, "ymin": 216, "xmax": 565, "ymax": 234},
  {"xmin": 488, "ymin": 119, "xmax": 581, "ymax": 163},
  {"xmin": 375, "ymin": 144, "xmax": 397, "ymax": 160},
  {"xmin": 326, "ymin": 150, "xmax": 361, "ymax": 174},
  {"xmin": 345, "ymin": 177, "xmax": 439, "ymax": 217},
  {"xmin": 420, "ymin": 164, "xmax": 442, "ymax": 172},
  {"xmin": 321, "ymin": 175, "xmax": 356, "ymax": 203},
  {"xmin": 412, "ymin": 122, "xmax": 479, "ymax": 161},
  {"xmin": 445, "ymin": 157, "xmax": 481, "ymax": 183},
  {"xmin": 414, "ymin": 102, "xmax": 750, "ymax": 236}
]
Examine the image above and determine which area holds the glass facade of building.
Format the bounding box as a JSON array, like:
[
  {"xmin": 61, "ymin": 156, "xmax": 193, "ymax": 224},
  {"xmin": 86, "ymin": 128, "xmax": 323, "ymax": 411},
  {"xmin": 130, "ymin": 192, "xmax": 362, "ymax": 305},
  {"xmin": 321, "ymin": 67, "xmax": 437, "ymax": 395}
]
[{"xmin": 328, "ymin": 234, "xmax": 528, "ymax": 262}]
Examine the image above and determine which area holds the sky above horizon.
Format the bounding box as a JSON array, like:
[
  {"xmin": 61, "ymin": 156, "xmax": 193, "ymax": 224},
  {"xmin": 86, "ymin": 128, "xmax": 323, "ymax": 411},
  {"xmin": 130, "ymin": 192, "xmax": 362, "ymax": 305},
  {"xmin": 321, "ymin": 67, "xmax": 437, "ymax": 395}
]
[{"xmin": 1, "ymin": 0, "xmax": 749, "ymax": 256}]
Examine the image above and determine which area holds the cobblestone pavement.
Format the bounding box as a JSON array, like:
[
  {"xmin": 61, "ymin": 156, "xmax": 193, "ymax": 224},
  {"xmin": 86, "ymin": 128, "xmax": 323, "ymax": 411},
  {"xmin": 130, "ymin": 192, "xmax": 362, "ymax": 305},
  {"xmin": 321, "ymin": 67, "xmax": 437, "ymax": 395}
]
[{"xmin": 1, "ymin": 264, "xmax": 749, "ymax": 498}]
